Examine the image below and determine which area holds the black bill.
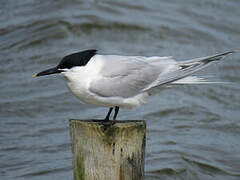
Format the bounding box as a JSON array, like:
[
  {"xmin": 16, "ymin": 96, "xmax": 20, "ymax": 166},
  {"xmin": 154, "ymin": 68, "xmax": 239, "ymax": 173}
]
[{"xmin": 33, "ymin": 67, "xmax": 62, "ymax": 78}]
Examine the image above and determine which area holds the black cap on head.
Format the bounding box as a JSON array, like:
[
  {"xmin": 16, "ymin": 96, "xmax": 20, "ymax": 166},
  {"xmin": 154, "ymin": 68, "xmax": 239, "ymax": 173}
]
[
  {"xmin": 33, "ymin": 49, "xmax": 97, "ymax": 78},
  {"xmin": 57, "ymin": 49, "xmax": 97, "ymax": 69}
]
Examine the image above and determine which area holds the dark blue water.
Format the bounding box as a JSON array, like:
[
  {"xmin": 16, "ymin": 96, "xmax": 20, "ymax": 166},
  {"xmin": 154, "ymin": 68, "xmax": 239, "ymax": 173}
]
[{"xmin": 0, "ymin": 0, "xmax": 240, "ymax": 179}]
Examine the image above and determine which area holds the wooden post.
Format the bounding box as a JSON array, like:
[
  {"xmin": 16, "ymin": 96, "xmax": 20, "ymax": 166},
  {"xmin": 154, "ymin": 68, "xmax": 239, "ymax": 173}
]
[{"xmin": 69, "ymin": 119, "xmax": 146, "ymax": 180}]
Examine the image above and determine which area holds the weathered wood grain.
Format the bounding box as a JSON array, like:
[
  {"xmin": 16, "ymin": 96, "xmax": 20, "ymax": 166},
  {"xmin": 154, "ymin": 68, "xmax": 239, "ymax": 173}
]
[{"xmin": 69, "ymin": 119, "xmax": 146, "ymax": 180}]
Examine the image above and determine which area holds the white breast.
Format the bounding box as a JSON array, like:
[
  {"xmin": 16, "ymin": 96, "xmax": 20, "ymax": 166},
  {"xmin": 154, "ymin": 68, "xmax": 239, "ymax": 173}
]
[{"xmin": 60, "ymin": 55, "xmax": 105, "ymax": 105}]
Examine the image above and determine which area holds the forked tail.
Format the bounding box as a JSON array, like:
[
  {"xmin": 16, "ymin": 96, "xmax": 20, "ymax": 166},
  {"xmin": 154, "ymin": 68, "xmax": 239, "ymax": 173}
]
[
  {"xmin": 172, "ymin": 51, "xmax": 235, "ymax": 84},
  {"xmin": 143, "ymin": 51, "xmax": 235, "ymax": 91}
]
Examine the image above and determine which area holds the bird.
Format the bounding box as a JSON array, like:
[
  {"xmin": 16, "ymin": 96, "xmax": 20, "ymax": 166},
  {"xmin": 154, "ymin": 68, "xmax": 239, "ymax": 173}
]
[{"xmin": 33, "ymin": 49, "xmax": 234, "ymax": 121}]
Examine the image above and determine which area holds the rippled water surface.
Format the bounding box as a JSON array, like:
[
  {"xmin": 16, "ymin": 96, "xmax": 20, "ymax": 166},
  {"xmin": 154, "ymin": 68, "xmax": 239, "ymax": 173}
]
[{"xmin": 1, "ymin": 0, "xmax": 240, "ymax": 179}]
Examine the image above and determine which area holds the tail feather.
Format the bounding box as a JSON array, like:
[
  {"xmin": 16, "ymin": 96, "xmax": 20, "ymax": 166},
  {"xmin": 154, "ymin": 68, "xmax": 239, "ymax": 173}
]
[
  {"xmin": 171, "ymin": 76, "xmax": 226, "ymax": 84},
  {"xmin": 142, "ymin": 51, "xmax": 235, "ymax": 91},
  {"xmin": 172, "ymin": 76, "xmax": 209, "ymax": 84}
]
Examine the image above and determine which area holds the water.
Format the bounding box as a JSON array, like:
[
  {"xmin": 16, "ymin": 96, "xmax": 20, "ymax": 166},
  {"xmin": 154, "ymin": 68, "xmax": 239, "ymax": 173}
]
[{"xmin": 0, "ymin": 0, "xmax": 240, "ymax": 179}]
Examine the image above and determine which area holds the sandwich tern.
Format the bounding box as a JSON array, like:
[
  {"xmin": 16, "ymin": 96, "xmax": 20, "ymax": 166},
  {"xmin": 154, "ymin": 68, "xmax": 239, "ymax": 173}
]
[{"xmin": 33, "ymin": 50, "xmax": 234, "ymax": 120}]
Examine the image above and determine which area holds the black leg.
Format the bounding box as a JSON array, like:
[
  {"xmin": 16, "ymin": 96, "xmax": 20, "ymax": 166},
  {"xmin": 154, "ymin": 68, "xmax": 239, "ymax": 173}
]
[
  {"xmin": 113, "ymin": 106, "xmax": 119, "ymax": 121},
  {"xmin": 104, "ymin": 107, "xmax": 113, "ymax": 121}
]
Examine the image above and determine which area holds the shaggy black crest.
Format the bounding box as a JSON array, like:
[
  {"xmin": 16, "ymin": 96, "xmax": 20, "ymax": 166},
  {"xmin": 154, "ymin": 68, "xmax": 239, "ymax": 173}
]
[{"xmin": 57, "ymin": 49, "xmax": 97, "ymax": 69}]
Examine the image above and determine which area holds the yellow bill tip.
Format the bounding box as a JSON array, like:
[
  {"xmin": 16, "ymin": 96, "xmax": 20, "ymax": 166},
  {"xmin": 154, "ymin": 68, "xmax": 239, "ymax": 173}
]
[{"xmin": 33, "ymin": 74, "xmax": 38, "ymax": 78}]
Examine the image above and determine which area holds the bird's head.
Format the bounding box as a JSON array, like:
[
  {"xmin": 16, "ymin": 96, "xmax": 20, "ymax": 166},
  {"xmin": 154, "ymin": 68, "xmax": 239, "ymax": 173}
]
[{"xmin": 33, "ymin": 49, "xmax": 97, "ymax": 78}]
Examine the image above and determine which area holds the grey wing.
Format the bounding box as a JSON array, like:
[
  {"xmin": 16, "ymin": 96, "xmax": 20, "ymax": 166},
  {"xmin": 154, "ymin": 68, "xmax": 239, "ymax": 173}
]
[
  {"xmin": 89, "ymin": 55, "xmax": 160, "ymax": 98},
  {"xmin": 142, "ymin": 51, "xmax": 234, "ymax": 91}
]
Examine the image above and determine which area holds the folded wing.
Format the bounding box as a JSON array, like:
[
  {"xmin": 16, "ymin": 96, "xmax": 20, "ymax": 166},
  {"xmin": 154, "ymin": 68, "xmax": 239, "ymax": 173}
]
[
  {"xmin": 89, "ymin": 51, "xmax": 233, "ymax": 98},
  {"xmin": 89, "ymin": 55, "xmax": 166, "ymax": 98}
]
